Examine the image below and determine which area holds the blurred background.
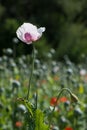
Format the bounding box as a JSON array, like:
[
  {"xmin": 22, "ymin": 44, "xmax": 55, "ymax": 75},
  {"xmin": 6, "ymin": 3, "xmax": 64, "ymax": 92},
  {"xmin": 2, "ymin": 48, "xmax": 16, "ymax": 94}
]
[
  {"xmin": 0, "ymin": 0, "xmax": 87, "ymax": 62},
  {"xmin": 0, "ymin": 1, "xmax": 87, "ymax": 130}
]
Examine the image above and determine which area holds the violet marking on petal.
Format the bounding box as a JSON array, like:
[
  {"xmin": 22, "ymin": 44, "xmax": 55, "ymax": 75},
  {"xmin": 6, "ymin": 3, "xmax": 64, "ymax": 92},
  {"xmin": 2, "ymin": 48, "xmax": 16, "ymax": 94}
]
[{"xmin": 24, "ymin": 33, "xmax": 32, "ymax": 42}]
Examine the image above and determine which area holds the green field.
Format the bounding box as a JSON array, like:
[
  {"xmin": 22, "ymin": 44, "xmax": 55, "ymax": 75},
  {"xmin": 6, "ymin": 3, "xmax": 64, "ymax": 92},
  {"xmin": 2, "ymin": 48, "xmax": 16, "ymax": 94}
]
[{"xmin": 0, "ymin": 48, "xmax": 87, "ymax": 130}]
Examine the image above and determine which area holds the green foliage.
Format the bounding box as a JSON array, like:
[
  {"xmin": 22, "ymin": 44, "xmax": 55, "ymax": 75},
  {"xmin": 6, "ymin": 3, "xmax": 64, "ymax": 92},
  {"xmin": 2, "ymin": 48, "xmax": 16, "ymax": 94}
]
[
  {"xmin": 23, "ymin": 99, "xmax": 34, "ymax": 117},
  {"xmin": 4, "ymin": 18, "xmax": 19, "ymax": 33},
  {"xmin": 58, "ymin": 0, "xmax": 84, "ymax": 20},
  {"xmin": 0, "ymin": 4, "xmax": 5, "ymax": 19},
  {"xmin": 35, "ymin": 37, "xmax": 51, "ymax": 59},
  {"xmin": 35, "ymin": 109, "xmax": 49, "ymax": 130},
  {"xmin": 57, "ymin": 23, "xmax": 87, "ymax": 62},
  {"xmin": 0, "ymin": 49, "xmax": 87, "ymax": 129},
  {"xmin": 17, "ymin": 98, "xmax": 49, "ymax": 130}
]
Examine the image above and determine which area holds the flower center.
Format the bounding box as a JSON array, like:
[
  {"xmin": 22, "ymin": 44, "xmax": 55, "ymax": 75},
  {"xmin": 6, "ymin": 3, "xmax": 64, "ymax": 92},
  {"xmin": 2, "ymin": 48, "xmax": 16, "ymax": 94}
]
[{"xmin": 24, "ymin": 33, "xmax": 32, "ymax": 42}]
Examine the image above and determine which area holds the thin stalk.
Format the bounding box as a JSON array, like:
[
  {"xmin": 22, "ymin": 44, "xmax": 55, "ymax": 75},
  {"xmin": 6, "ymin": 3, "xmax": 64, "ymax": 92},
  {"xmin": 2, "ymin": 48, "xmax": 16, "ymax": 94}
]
[
  {"xmin": 52, "ymin": 88, "xmax": 72, "ymax": 112},
  {"xmin": 27, "ymin": 45, "xmax": 35, "ymax": 100},
  {"xmin": 49, "ymin": 88, "xmax": 72, "ymax": 127},
  {"xmin": 35, "ymin": 89, "xmax": 38, "ymax": 109}
]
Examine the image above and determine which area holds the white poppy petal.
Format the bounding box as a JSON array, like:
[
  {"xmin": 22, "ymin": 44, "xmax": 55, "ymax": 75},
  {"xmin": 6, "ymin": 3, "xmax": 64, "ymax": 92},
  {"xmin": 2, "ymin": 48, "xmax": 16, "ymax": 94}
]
[
  {"xmin": 16, "ymin": 23, "xmax": 45, "ymax": 44},
  {"xmin": 16, "ymin": 29, "xmax": 26, "ymax": 42},
  {"xmin": 23, "ymin": 23, "xmax": 37, "ymax": 32},
  {"xmin": 38, "ymin": 27, "xmax": 46, "ymax": 34}
]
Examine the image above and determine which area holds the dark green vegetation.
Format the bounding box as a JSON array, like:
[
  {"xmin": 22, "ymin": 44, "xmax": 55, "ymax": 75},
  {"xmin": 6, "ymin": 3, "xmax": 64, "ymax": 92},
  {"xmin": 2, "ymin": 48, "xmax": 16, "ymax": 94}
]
[
  {"xmin": 0, "ymin": 48, "xmax": 87, "ymax": 130},
  {"xmin": 1, "ymin": 0, "xmax": 87, "ymax": 62}
]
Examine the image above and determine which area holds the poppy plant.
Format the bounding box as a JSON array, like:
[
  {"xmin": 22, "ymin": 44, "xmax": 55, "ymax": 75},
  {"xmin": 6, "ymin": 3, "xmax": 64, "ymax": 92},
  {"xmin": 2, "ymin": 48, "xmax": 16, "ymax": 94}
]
[
  {"xmin": 16, "ymin": 23, "xmax": 45, "ymax": 44},
  {"xmin": 16, "ymin": 22, "xmax": 45, "ymax": 100}
]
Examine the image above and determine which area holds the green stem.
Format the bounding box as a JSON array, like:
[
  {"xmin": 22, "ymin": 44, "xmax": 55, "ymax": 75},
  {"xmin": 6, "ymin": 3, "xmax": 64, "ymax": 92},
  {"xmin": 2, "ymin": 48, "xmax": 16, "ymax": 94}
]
[
  {"xmin": 53, "ymin": 88, "xmax": 72, "ymax": 112},
  {"xmin": 35, "ymin": 90, "xmax": 38, "ymax": 109},
  {"xmin": 49, "ymin": 88, "xmax": 72, "ymax": 127},
  {"xmin": 26, "ymin": 45, "xmax": 35, "ymax": 100}
]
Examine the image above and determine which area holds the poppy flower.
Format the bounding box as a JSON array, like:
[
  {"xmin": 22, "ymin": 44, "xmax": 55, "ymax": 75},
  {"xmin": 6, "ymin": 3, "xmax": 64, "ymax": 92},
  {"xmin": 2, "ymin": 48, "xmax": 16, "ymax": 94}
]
[
  {"xmin": 50, "ymin": 96, "xmax": 68, "ymax": 106},
  {"xmin": 16, "ymin": 23, "xmax": 45, "ymax": 44},
  {"xmin": 15, "ymin": 121, "xmax": 22, "ymax": 127},
  {"xmin": 59, "ymin": 96, "xmax": 68, "ymax": 103},
  {"xmin": 65, "ymin": 126, "xmax": 73, "ymax": 130},
  {"xmin": 50, "ymin": 97, "xmax": 58, "ymax": 106}
]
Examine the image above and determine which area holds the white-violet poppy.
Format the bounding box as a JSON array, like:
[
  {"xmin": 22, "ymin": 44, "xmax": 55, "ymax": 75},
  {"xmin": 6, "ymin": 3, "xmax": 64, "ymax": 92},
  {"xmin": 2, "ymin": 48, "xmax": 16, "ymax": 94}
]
[{"xmin": 16, "ymin": 23, "xmax": 45, "ymax": 44}]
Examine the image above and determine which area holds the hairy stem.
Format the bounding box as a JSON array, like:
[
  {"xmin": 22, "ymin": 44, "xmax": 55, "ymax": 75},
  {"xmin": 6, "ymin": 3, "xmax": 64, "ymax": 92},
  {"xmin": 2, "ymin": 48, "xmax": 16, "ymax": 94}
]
[
  {"xmin": 49, "ymin": 88, "xmax": 72, "ymax": 127},
  {"xmin": 27, "ymin": 45, "xmax": 35, "ymax": 100},
  {"xmin": 53, "ymin": 88, "xmax": 72, "ymax": 112}
]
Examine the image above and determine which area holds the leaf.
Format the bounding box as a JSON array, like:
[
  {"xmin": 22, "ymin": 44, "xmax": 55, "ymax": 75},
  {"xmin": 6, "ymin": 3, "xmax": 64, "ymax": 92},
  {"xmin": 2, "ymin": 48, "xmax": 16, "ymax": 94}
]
[
  {"xmin": 24, "ymin": 100, "xmax": 34, "ymax": 117},
  {"xmin": 35, "ymin": 109, "xmax": 49, "ymax": 130},
  {"xmin": 16, "ymin": 98, "xmax": 34, "ymax": 116}
]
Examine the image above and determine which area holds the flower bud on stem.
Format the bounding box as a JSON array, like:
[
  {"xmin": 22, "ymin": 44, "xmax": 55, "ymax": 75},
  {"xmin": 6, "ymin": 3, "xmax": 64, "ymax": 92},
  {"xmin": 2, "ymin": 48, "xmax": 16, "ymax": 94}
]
[{"xmin": 49, "ymin": 88, "xmax": 79, "ymax": 127}]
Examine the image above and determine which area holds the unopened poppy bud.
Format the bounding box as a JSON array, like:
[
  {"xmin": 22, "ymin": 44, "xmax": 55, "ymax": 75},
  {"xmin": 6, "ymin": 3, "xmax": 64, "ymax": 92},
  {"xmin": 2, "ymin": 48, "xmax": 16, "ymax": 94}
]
[{"xmin": 70, "ymin": 93, "xmax": 79, "ymax": 103}]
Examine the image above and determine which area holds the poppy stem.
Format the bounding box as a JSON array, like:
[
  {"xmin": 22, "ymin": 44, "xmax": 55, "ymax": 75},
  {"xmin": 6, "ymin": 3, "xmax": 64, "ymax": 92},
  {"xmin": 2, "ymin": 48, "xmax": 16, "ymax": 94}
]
[
  {"xmin": 52, "ymin": 88, "xmax": 72, "ymax": 112},
  {"xmin": 27, "ymin": 45, "xmax": 35, "ymax": 100},
  {"xmin": 49, "ymin": 88, "xmax": 72, "ymax": 127}
]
